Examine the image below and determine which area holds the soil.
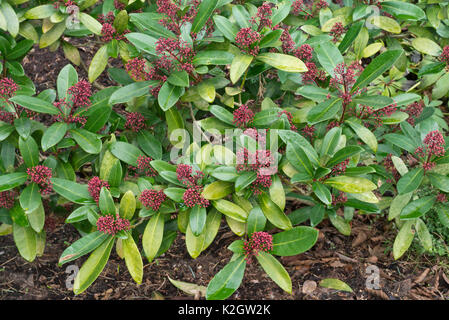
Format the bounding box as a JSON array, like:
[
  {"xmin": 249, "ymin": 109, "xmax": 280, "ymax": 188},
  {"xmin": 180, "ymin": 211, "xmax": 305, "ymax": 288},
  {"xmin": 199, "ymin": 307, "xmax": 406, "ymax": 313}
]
[{"xmin": 1, "ymin": 36, "xmax": 449, "ymax": 301}]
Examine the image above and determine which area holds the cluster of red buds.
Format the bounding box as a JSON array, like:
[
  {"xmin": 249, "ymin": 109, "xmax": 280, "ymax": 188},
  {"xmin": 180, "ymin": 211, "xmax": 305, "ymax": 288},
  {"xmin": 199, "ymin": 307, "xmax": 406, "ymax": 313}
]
[
  {"xmin": 302, "ymin": 124, "xmax": 315, "ymax": 141},
  {"xmin": 423, "ymin": 130, "xmax": 446, "ymax": 158},
  {"xmin": 125, "ymin": 57, "xmax": 150, "ymax": 81},
  {"xmin": 437, "ymin": 193, "xmax": 447, "ymax": 203},
  {"xmin": 52, "ymin": 99, "xmax": 87, "ymax": 126},
  {"xmin": 359, "ymin": 103, "xmax": 397, "ymax": 128},
  {"xmin": 332, "ymin": 191, "xmax": 348, "ymax": 205},
  {"xmin": 156, "ymin": 0, "xmax": 214, "ymax": 38},
  {"xmin": 243, "ymin": 128, "xmax": 267, "ymax": 146},
  {"xmin": 155, "ymin": 38, "xmax": 195, "ymax": 73},
  {"xmin": 53, "ymin": 0, "xmax": 75, "ymax": 9},
  {"xmin": 0, "ymin": 110, "xmax": 15, "ymax": 124},
  {"xmin": 278, "ymin": 110, "xmax": 297, "ymax": 131},
  {"xmin": 176, "ymin": 164, "xmax": 209, "ymax": 208},
  {"xmin": 236, "ymin": 148, "xmax": 276, "ymax": 194},
  {"xmin": 88, "ymin": 176, "xmax": 110, "ymax": 204},
  {"xmin": 291, "ymin": 0, "xmax": 328, "ymax": 19},
  {"xmin": 124, "ymin": 112, "xmax": 146, "ymax": 132},
  {"xmin": 114, "ymin": 0, "xmax": 126, "ymax": 10},
  {"xmin": 441, "ymin": 46, "xmax": 449, "ymax": 68},
  {"xmin": 243, "ymin": 231, "xmax": 273, "ymax": 263},
  {"xmin": 139, "ymin": 189, "xmax": 166, "ymax": 211},
  {"xmin": 129, "ymin": 155, "xmax": 158, "ymax": 177},
  {"xmin": 330, "ymin": 63, "xmax": 363, "ymax": 106},
  {"xmin": 233, "ymin": 104, "xmax": 255, "ymax": 128},
  {"xmin": 404, "ymin": 100, "xmax": 424, "ymax": 126},
  {"xmin": 279, "ymin": 27, "xmax": 296, "ymax": 53},
  {"xmin": 97, "ymin": 213, "xmax": 131, "ymax": 235},
  {"xmin": 235, "ymin": 28, "xmax": 262, "ymax": 57},
  {"xmin": 330, "ymin": 158, "xmax": 349, "ymax": 176},
  {"xmin": 68, "ymin": 80, "xmax": 92, "ymax": 109},
  {"xmin": 249, "ymin": 2, "xmax": 274, "ymax": 31},
  {"xmin": 294, "ymin": 44, "xmax": 314, "ymax": 62},
  {"xmin": 0, "ymin": 190, "xmax": 16, "ymax": 209},
  {"xmin": 326, "ymin": 121, "xmax": 340, "ymax": 131},
  {"xmin": 99, "ymin": 13, "xmax": 130, "ymax": 42},
  {"xmin": 27, "ymin": 165, "xmax": 53, "ymax": 195},
  {"xmin": 329, "ymin": 22, "xmax": 346, "ymax": 43},
  {"xmin": 0, "ymin": 78, "xmax": 18, "ymax": 101}
]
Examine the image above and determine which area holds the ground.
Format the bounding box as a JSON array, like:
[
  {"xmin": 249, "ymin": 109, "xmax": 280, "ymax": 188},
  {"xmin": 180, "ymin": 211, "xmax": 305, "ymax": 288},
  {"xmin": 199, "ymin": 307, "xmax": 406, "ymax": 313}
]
[{"xmin": 1, "ymin": 40, "xmax": 449, "ymax": 301}]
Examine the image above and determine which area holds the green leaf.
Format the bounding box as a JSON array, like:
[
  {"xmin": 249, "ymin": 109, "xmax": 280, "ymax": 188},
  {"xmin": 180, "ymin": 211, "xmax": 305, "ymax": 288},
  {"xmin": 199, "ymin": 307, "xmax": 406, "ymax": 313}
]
[
  {"xmin": 19, "ymin": 182, "xmax": 41, "ymax": 214},
  {"xmin": 158, "ymin": 82, "xmax": 185, "ymax": 111},
  {"xmin": 246, "ymin": 206, "xmax": 266, "ymax": 236},
  {"xmin": 329, "ymin": 214, "xmax": 351, "ymax": 236},
  {"xmin": 24, "ymin": 5, "xmax": 56, "ymax": 19},
  {"xmin": 319, "ymin": 278, "xmax": 353, "ymax": 293},
  {"xmin": 388, "ymin": 192, "xmax": 412, "ymax": 221},
  {"xmin": 0, "ymin": 173, "xmax": 28, "ymax": 192},
  {"xmin": 258, "ymin": 193, "xmax": 292, "ymax": 230},
  {"xmin": 320, "ymin": 126, "xmax": 342, "ymax": 158},
  {"xmin": 51, "ymin": 178, "xmax": 95, "ymax": 204},
  {"xmin": 427, "ymin": 173, "xmax": 449, "ymax": 193},
  {"xmin": 42, "ymin": 122, "xmax": 68, "ymax": 151},
  {"xmin": 286, "ymin": 141, "xmax": 314, "ymax": 178},
  {"xmin": 324, "ymin": 176, "xmax": 376, "ymax": 193},
  {"xmin": 109, "ymin": 141, "xmax": 143, "ymax": 166},
  {"xmin": 191, "ymin": 0, "xmax": 218, "ymax": 33},
  {"xmin": 412, "ymin": 38, "xmax": 442, "ymax": 56},
  {"xmin": 189, "ymin": 205, "xmax": 207, "ymax": 236},
  {"xmin": 167, "ymin": 71, "xmax": 190, "ymax": 87},
  {"xmin": 393, "ymin": 220, "xmax": 414, "ymax": 260},
  {"xmin": 353, "ymin": 95, "xmax": 394, "ymax": 109},
  {"xmin": 73, "ymin": 235, "xmax": 115, "ymax": 294},
  {"xmin": 125, "ymin": 32, "xmax": 158, "ymax": 55},
  {"xmin": 307, "ymin": 98, "xmax": 342, "ymax": 124},
  {"xmin": 400, "ymin": 196, "xmax": 435, "ymax": 220},
  {"xmin": 338, "ymin": 20, "xmax": 363, "ymax": 53},
  {"xmin": 99, "ymin": 188, "xmax": 116, "ymax": 215},
  {"xmin": 256, "ymin": 251, "xmax": 292, "ymax": 294},
  {"xmin": 137, "ymin": 131, "xmax": 162, "ymax": 160},
  {"xmin": 256, "ymin": 53, "xmax": 307, "ymax": 73},
  {"xmin": 109, "ymin": 81, "xmax": 154, "ymax": 104},
  {"xmin": 122, "ymin": 233, "xmax": 143, "ymax": 284},
  {"xmin": 230, "ymin": 54, "xmax": 253, "ymax": 84},
  {"xmin": 212, "ymin": 199, "xmax": 247, "ymax": 223},
  {"xmin": 235, "ymin": 171, "xmax": 257, "ymax": 192},
  {"xmin": 383, "ymin": 133, "xmax": 417, "ymax": 153},
  {"xmin": 351, "ymin": 50, "xmax": 402, "ymax": 93},
  {"xmin": 1, "ymin": 1, "xmax": 19, "ymax": 37},
  {"xmin": 70, "ymin": 128, "xmax": 102, "ymax": 154},
  {"xmin": 79, "ymin": 12, "xmax": 102, "ymax": 35},
  {"xmin": 269, "ymin": 175, "xmax": 285, "ymax": 211},
  {"xmin": 272, "ymin": 226, "xmax": 318, "ymax": 256},
  {"xmin": 88, "ymin": 45, "xmax": 108, "ymax": 83},
  {"xmin": 201, "ymin": 181, "xmax": 233, "ymax": 200},
  {"xmin": 142, "ymin": 212, "xmax": 165, "ymax": 262},
  {"xmin": 213, "ymin": 15, "xmax": 238, "ymax": 41},
  {"xmin": 397, "ymin": 168, "xmax": 424, "ymax": 195},
  {"xmin": 415, "ymin": 219, "xmax": 432, "ymax": 252},
  {"xmin": 206, "ymin": 255, "xmax": 246, "ymax": 300},
  {"xmin": 39, "ymin": 22, "xmax": 66, "ymax": 48},
  {"xmin": 202, "ymin": 209, "xmax": 222, "ymax": 251},
  {"xmin": 315, "ymin": 42, "xmax": 344, "ymax": 76},
  {"xmin": 346, "ymin": 119, "xmax": 378, "ymax": 152},
  {"xmin": 19, "ymin": 136, "xmax": 39, "ymax": 168},
  {"xmin": 437, "ymin": 205, "xmax": 449, "ymax": 229},
  {"xmin": 10, "ymin": 95, "xmax": 59, "ymax": 115},
  {"xmin": 186, "ymin": 223, "xmax": 205, "ymax": 259},
  {"xmin": 59, "ymin": 231, "xmax": 110, "ymax": 265},
  {"xmin": 366, "ymin": 15, "xmax": 401, "ymax": 34},
  {"xmin": 381, "ymin": 1, "xmax": 425, "ymax": 20},
  {"xmin": 13, "ymin": 223, "xmax": 37, "ymax": 262},
  {"xmin": 168, "ymin": 277, "xmax": 207, "ymax": 297},
  {"xmin": 312, "ymin": 181, "xmax": 332, "ymax": 205}
]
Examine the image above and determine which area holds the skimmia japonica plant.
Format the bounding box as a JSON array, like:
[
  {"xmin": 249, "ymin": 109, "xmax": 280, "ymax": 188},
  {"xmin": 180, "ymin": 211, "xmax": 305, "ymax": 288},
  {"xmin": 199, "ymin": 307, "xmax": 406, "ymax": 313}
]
[{"xmin": 2, "ymin": 0, "xmax": 449, "ymax": 299}]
